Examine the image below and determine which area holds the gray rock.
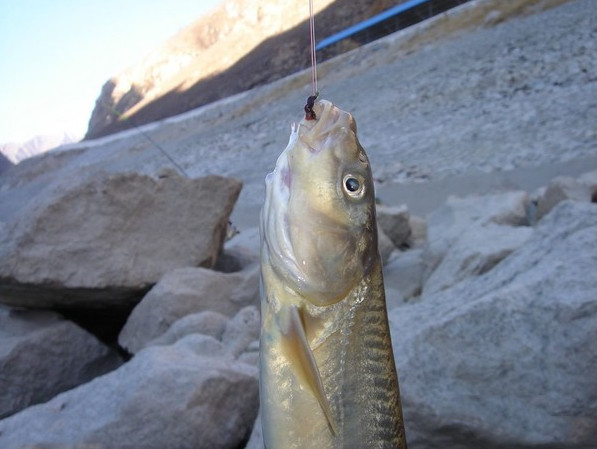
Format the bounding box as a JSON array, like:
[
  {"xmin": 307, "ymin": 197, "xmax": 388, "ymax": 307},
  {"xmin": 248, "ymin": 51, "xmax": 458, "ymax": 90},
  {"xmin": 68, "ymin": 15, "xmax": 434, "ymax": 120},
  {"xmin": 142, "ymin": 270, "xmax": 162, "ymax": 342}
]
[
  {"xmin": 0, "ymin": 307, "xmax": 121, "ymax": 419},
  {"xmin": 224, "ymin": 226, "xmax": 261, "ymax": 257},
  {"xmin": 147, "ymin": 306, "xmax": 260, "ymax": 364},
  {"xmin": 408, "ymin": 215, "xmax": 427, "ymax": 247},
  {"xmin": 578, "ymin": 169, "xmax": 597, "ymax": 200},
  {"xmin": 222, "ymin": 306, "xmax": 261, "ymax": 359},
  {"xmin": 145, "ymin": 310, "xmax": 229, "ymax": 349},
  {"xmin": 245, "ymin": 412, "xmax": 265, "ymax": 449},
  {"xmin": 119, "ymin": 263, "xmax": 260, "ymax": 354},
  {"xmin": 423, "ymin": 191, "xmax": 529, "ymax": 280},
  {"xmin": 535, "ymin": 175, "xmax": 592, "ymax": 221},
  {"xmin": 423, "ymin": 222, "xmax": 534, "ymax": 298},
  {"xmin": 377, "ymin": 204, "xmax": 411, "ymax": 248},
  {"xmin": 390, "ymin": 201, "xmax": 597, "ymax": 448},
  {"xmin": 378, "ymin": 225, "xmax": 396, "ymax": 265},
  {"xmin": 171, "ymin": 333, "xmax": 226, "ymax": 358},
  {"xmin": 151, "ymin": 305, "xmax": 260, "ymax": 361},
  {"xmin": 384, "ymin": 248, "xmax": 425, "ymax": 300},
  {"xmin": 385, "ymin": 286, "xmax": 407, "ymax": 310},
  {"xmin": 214, "ymin": 243, "xmax": 259, "ymax": 273},
  {"xmin": 0, "ymin": 171, "xmax": 242, "ymax": 309},
  {"xmin": 238, "ymin": 340, "xmax": 260, "ymax": 366},
  {"xmin": 0, "ymin": 338, "xmax": 259, "ymax": 449}
]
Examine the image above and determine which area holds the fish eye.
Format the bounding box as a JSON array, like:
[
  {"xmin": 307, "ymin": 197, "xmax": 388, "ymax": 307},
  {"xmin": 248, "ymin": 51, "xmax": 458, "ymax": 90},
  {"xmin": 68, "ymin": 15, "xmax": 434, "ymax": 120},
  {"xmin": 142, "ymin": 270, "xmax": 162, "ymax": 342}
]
[
  {"xmin": 343, "ymin": 174, "xmax": 365, "ymax": 198},
  {"xmin": 345, "ymin": 177, "xmax": 360, "ymax": 192}
]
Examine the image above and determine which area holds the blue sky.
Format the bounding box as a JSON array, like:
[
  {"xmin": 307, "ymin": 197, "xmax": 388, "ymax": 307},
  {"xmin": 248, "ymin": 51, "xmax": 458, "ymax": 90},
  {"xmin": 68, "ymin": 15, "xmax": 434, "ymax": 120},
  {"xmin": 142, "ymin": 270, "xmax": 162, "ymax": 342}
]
[{"xmin": 0, "ymin": 0, "xmax": 222, "ymax": 143}]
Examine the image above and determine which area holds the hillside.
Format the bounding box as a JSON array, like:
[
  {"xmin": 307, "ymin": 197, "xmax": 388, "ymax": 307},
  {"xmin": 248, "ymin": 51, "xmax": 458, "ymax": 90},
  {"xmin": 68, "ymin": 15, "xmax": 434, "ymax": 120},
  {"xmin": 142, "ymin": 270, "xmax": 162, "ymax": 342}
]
[
  {"xmin": 0, "ymin": 153, "xmax": 12, "ymax": 175},
  {"xmin": 5, "ymin": 0, "xmax": 587, "ymax": 228},
  {"xmin": 85, "ymin": 0, "xmax": 416, "ymax": 139}
]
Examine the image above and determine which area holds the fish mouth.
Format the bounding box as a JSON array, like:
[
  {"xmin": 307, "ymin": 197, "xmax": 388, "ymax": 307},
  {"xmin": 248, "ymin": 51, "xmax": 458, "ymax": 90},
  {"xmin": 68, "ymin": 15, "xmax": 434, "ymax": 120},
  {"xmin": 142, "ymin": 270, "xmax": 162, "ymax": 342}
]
[
  {"xmin": 264, "ymin": 99, "xmax": 352, "ymax": 195},
  {"xmin": 299, "ymin": 100, "xmax": 353, "ymax": 154}
]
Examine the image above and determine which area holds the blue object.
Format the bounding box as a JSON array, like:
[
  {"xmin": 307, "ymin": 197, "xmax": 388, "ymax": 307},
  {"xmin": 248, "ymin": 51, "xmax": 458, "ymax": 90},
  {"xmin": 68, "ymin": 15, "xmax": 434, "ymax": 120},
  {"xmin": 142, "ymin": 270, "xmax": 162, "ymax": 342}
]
[{"xmin": 316, "ymin": 0, "xmax": 432, "ymax": 50}]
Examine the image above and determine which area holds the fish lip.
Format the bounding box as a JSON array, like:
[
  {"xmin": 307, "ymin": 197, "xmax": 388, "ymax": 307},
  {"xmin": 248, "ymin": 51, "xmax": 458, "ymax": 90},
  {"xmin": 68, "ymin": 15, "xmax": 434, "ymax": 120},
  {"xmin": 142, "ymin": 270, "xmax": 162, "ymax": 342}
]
[{"xmin": 299, "ymin": 100, "xmax": 343, "ymax": 152}]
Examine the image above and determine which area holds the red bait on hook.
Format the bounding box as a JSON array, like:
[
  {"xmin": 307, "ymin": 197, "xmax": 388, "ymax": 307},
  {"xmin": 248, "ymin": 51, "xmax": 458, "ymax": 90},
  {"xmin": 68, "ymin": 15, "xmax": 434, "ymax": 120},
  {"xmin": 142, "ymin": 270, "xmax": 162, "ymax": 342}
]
[{"xmin": 304, "ymin": 93, "xmax": 319, "ymax": 120}]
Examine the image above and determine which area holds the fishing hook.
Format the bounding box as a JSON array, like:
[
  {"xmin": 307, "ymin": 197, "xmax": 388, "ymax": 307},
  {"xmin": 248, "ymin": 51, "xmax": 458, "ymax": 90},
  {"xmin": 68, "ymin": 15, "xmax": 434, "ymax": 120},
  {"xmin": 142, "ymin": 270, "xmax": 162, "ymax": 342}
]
[{"xmin": 304, "ymin": 92, "xmax": 319, "ymax": 120}]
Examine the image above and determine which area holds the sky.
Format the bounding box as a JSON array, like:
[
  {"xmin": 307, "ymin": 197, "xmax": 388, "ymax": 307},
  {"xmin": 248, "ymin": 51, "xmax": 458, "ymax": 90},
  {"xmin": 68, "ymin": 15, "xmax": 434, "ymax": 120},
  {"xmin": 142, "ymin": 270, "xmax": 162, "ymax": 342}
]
[{"xmin": 0, "ymin": 0, "xmax": 223, "ymax": 144}]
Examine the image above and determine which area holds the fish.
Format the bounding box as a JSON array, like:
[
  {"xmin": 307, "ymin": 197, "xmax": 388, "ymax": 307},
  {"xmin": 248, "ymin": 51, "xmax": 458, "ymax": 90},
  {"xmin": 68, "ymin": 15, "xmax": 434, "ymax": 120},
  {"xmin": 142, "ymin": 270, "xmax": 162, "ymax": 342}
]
[{"xmin": 259, "ymin": 98, "xmax": 407, "ymax": 449}]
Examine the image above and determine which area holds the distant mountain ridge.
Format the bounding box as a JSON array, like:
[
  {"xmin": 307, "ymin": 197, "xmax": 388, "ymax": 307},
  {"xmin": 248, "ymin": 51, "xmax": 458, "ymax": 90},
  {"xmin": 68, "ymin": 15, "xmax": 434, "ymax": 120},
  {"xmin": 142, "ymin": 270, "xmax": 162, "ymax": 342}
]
[
  {"xmin": 0, "ymin": 133, "xmax": 79, "ymax": 165},
  {"xmin": 0, "ymin": 152, "xmax": 12, "ymax": 175},
  {"xmin": 85, "ymin": 0, "xmax": 403, "ymax": 139}
]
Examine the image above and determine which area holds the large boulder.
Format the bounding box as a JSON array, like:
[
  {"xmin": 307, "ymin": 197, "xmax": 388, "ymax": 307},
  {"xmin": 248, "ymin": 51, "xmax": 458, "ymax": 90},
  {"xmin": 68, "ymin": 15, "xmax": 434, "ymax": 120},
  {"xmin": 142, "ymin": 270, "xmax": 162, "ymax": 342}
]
[
  {"xmin": 0, "ymin": 307, "xmax": 121, "ymax": 419},
  {"xmin": 384, "ymin": 248, "xmax": 425, "ymax": 301},
  {"xmin": 378, "ymin": 225, "xmax": 397, "ymax": 264},
  {"xmin": 422, "ymin": 222, "xmax": 534, "ymax": 298},
  {"xmin": 0, "ymin": 171, "xmax": 242, "ymax": 308},
  {"xmin": 145, "ymin": 306, "xmax": 261, "ymax": 361},
  {"xmin": 423, "ymin": 191, "xmax": 529, "ymax": 280},
  {"xmin": 377, "ymin": 204, "xmax": 411, "ymax": 248},
  {"xmin": 535, "ymin": 175, "xmax": 593, "ymax": 221},
  {"xmin": 391, "ymin": 201, "xmax": 597, "ymax": 448},
  {"xmin": 146, "ymin": 310, "xmax": 230, "ymax": 349},
  {"xmin": 578, "ymin": 170, "xmax": 597, "ymax": 200},
  {"xmin": 119, "ymin": 263, "xmax": 260, "ymax": 353},
  {"xmin": 245, "ymin": 412, "xmax": 265, "ymax": 449},
  {"xmin": 0, "ymin": 332, "xmax": 260, "ymax": 449}
]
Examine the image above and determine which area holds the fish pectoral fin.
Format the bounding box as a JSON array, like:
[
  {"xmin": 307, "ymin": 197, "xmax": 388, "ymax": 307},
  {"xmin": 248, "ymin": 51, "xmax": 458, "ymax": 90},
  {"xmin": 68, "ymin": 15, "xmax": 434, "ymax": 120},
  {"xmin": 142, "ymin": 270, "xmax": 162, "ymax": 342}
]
[{"xmin": 284, "ymin": 306, "xmax": 338, "ymax": 436}]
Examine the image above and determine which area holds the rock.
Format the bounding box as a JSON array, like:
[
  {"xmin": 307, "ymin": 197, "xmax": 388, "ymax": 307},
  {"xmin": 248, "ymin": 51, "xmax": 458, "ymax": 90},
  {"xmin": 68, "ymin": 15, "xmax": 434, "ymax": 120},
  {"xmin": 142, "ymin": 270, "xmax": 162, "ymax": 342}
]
[
  {"xmin": 408, "ymin": 215, "xmax": 427, "ymax": 247},
  {"xmin": 0, "ymin": 307, "xmax": 121, "ymax": 419},
  {"xmin": 423, "ymin": 191, "xmax": 529, "ymax": 280},
  {"xmin": 578, "ymin": 169, "xmax": 597, "ymax": 201},
  {"xmin": 145, "ymin": 310, "xmax": 229, "ymax": 349},
  {"xmin": 238, "ymin": 339, "xmax": 260, "ymax": 366},
  {"xmin": 390, "ymin": 201, "xmax": 597, "ymax": 448},
  {"xmin": 377, "ymin": 204, "xmax": 411, "ymax": 248},
  {"xmin": 140, "ymin": 305, "xmax": 260, "ymax": 364},
  {"xmin": 119, "ymin": 264, "xmax": 260, "ymax": 353},
  {"xmin": 535, "ymin": 175, "xmax": 592, "ymax": 221},
  {"xmin": 385, "ymin": 286, "xmax": 407, "ymax": 310},
  {"xmin": 0, "ymin": 338, "xmax": 259, "ymax": 449},
  {"xmin": 0, "ymin": 171, "xmax": 242, "ymax": 309},
  {"xmin": 170, "ymin": 333, "xmax": 226, "ymax": 358},
  {"xmin": 221, "ymin": 306, "xmax": 261, "ymax": 359},
  {"xmin": 384, "ymin": 248, "xmax": 425, "ymax": 300},
  {"xmin": 245, "ymin": 412, "xmax": 265, "ymax": 449},
  {"xmin": 423, "ymin": 222, "xmax": 534, "ymax": 298},
  {"xmin": 223, "ymin": 226, "xmax": 261, "ymax": 257},
  {"xmin": 154, "ymin": 306, "xmax": 260, "ymax": 361},
  {"xmin": 214, "ymin": 243, "xmax": 259, "ymax": 273},
  {"xmin": 378, "ymin": 225, "xmax": 396, "ymax": 264}
]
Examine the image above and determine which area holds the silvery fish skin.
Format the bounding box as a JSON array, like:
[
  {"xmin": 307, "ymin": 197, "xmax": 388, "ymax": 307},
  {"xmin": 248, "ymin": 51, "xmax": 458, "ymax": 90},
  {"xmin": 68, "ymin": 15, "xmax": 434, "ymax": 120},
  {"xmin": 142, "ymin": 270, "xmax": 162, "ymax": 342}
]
[{"xmin": 259, "ymin": 99, "xmax": 407, "ymax": 449}]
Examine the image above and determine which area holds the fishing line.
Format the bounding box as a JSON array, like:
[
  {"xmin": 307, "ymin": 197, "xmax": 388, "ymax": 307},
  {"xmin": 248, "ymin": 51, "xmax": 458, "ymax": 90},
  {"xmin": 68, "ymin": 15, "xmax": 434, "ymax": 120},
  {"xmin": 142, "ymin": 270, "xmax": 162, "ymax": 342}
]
[
  {"xmin": 102, "ymin": 100, "xmax": 190, "ymax": 178},
  {"xmin": 305, "ymin": 0, "xmax": 319, "ymax": 120},
  {"xmin": 309, "ymin": 0, "xmax": 318, "ymax": 96}
]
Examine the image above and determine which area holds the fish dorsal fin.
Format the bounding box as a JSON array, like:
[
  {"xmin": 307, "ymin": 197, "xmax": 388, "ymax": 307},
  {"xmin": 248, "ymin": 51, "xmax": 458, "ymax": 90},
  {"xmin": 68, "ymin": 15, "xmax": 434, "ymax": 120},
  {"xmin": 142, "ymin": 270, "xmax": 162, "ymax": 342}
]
[{"xmin": 284, "ymin": 306, "xmax": 338, "ymax": 436}]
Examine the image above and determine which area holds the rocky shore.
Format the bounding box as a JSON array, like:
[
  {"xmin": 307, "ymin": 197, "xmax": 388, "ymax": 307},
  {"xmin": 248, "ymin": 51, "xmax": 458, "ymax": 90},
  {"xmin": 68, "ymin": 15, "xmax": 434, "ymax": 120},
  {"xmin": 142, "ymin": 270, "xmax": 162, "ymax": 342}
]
[{"xmin": 0, "ymin": 0, "xmax": 595, "ymax": 448}]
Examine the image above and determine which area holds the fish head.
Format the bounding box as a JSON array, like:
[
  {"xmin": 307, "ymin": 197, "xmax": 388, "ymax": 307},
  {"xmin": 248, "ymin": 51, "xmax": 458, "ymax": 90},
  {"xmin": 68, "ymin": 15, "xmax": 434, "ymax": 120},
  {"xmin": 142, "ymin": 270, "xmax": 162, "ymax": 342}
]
[{"xmin": 261, "ymin": 99, "xmax": 378, "ymax": 307}]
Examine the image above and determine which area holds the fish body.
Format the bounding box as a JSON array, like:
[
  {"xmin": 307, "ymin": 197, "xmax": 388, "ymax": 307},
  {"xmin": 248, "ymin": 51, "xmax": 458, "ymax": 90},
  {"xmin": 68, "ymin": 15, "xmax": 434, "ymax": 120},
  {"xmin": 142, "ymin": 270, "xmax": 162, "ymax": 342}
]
[{"xmin": 259, "ymin": 99, "xmax": 407, "ymax": 448}]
